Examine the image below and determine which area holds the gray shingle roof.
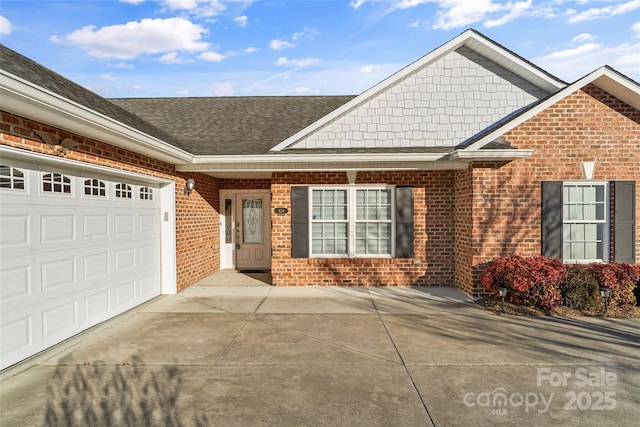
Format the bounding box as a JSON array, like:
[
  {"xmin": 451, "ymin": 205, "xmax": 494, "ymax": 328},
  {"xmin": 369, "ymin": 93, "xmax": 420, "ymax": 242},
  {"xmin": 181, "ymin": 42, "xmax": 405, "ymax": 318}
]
[
  {"xmin": 109, "ymin": 96, "xmax": 356, "ymax": 155},
  {"xmin": 0, "ymin": 44, "xmax": 185, "ymax": 151}
]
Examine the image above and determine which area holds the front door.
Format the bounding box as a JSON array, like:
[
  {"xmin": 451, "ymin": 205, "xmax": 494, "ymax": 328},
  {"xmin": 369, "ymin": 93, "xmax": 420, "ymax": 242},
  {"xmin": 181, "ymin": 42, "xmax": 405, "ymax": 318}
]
[{"xmin": 235, "ymin": 192, "xmax": 271, "ymax": 270}]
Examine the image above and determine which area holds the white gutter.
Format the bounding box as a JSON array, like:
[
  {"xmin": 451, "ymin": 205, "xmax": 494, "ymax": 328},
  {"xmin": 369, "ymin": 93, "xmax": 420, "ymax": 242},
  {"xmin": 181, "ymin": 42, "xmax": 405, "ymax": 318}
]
[
  {"xmin": 0, "ymin": 70, "xmax": 193, "ymax": 165},
  {"xmin": 450, "ymin": 149, "xmax": 534, "ymax": 161},
  {"xmin": 190, "ymin": 152, "xmax": 448, "ymax": 164}
]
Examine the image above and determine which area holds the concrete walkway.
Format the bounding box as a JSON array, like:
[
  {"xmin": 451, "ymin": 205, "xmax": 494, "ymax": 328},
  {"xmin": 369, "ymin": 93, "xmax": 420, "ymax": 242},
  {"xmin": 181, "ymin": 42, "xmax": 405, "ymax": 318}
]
[{"xmin": 1, "ymin": 285, "xmax": 638, "ymax": 426}]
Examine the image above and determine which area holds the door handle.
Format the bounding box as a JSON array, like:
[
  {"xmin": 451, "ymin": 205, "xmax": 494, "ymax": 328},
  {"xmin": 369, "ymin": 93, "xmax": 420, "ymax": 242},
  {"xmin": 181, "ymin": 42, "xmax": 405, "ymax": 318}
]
[{"xmin": 236, "ymin": 243, "xmax": 240, "ymax": 250}]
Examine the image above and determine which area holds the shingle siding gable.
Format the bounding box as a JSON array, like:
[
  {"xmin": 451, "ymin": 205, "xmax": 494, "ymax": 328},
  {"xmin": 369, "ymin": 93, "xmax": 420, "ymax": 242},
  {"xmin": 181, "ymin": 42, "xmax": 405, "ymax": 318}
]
[{"xmin": 289, "ymin": 47, "xmax": 551, "ymax": 150}]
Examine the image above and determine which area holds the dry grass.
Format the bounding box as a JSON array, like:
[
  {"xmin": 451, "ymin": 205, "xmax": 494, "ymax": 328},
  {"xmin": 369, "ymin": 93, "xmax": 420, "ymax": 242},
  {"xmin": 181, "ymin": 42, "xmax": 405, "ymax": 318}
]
[{"xmin": 476, "ymin": 298, "xmax": 640, "ymax": 318}]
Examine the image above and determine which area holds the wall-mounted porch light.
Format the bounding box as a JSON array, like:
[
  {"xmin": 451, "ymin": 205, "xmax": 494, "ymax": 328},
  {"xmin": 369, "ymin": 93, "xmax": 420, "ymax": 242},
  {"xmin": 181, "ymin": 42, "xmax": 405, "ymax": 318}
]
[{"xmin": 184, "ymin": 178, "xmax": 196, "ymax": 195}]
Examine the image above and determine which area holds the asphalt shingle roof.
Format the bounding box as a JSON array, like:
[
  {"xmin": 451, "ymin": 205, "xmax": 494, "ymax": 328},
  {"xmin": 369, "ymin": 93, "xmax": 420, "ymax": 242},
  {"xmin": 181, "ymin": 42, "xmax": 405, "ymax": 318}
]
[
  {"xmin": 0, "ymin": 44, "xmax": 185, "ymax": 151},
  {"xmin": 109, "ymin": 96, "xmax": 356, "ymax": 155}
]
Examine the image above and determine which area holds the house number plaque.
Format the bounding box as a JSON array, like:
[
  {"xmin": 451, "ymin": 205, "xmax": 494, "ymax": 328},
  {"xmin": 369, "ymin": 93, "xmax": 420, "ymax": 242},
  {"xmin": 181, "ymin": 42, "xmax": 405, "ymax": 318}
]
[{"xmin": 274, "ymin": 208, "xmax": 288, "ymax": 215}]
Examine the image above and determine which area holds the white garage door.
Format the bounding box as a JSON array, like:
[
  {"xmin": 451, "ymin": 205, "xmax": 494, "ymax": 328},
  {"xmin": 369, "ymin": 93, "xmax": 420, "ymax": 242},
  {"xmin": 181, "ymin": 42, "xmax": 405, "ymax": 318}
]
[{"xmin": 1, "ymin": 158, "xmax": 162, "ymax": 370}]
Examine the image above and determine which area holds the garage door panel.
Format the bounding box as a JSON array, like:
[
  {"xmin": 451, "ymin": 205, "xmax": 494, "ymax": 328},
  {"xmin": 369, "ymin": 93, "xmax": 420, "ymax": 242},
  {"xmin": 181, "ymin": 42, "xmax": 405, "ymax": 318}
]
[
  {"xmin": 0, "ymin": 214, "xmax": 30, "ymax": 246},
  {"xmin": 42, "ymin": 301, "xmax": 78, "ymax": 339},
  {"xmin": 0, "ymin": 263, "xmax": 31, "ymax": 301},
  {"xmin": 84, "ymin": 289, "xmax": 111, "ymax": 324},
  {"xmin": 1, "ymin": 161, "xmax": 164, "ymax": 370}
]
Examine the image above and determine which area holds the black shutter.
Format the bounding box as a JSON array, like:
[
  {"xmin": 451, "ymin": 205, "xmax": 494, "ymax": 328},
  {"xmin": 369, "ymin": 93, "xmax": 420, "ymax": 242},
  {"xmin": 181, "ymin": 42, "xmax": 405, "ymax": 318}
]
[
  {"xmin": 395, "ymin": 186, "xmax": 414, "ymax": 258},
  {"xmin": 291, "ymin": 186, "xmax": 309, "ymax": 258},
  {"xmin": 541, "ymin": 181, "xmax": 563, "ymax": 260},
  {"xmin": 614, "ymin": 181, "xmax": 636, "ymax": 263}
]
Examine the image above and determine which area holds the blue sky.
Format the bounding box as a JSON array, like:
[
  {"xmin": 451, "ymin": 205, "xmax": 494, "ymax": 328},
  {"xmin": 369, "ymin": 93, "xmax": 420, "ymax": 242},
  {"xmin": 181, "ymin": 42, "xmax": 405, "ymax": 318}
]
[{"xmin": 1, "ymin": 1, "xmax": 638, "ymax": 98}]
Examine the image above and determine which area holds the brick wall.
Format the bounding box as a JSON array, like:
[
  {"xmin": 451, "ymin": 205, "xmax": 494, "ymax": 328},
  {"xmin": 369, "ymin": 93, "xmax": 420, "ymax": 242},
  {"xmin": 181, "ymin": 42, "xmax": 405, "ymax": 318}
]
[
  {"xmin": 456, "ymin": 86, "xmax": 640, "ymax": 295},
  {"xmin": 1, "ymin": 111, "xmax": 221, "ymax": 291},
  {"xmin": 271, "ymin": 170, "xmax": 455, "ymax": 287}
]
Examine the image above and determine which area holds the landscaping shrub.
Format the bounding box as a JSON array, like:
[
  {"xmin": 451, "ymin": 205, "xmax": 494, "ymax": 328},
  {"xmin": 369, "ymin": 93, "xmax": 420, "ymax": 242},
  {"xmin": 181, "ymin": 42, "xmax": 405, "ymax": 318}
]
[
  {"xmin": 480, "ymin": 255, "xmax": 566, "ymax": 310},
  {"xmin": 635, "ymin": 278, "xmax": 640, "ymax": 307},
  {"xmin": 589, "ymin": 263, "xmax": 640, "ymax": 307},
  {"xmin": 559, "ymin": 265, "xmax": 600, "ymax": 310}
]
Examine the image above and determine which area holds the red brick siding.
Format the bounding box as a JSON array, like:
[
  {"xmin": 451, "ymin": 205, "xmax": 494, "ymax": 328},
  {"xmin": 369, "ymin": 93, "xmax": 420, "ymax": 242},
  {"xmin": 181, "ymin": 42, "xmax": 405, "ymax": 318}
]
[
  {"xmin": 458, "ymin": 87, "xmax": 640, "ymax": 295},
  {"xmin": 1, "ymin": 112, "xmax": 221, "ymax": 291},
  {"xmin": 270, "ymin": 171, "xmax": 455, "ymax": 287}
]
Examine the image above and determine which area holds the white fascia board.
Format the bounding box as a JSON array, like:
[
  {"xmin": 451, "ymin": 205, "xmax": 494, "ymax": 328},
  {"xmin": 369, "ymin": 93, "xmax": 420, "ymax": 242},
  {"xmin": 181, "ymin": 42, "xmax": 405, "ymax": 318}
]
[
  {"xmin": 177, "ymin": 161, "xmax": 470, "ymax": 173},
  {"xmin": 0, "ymin": 145, "xmax": 174, "ymax": 185},
  {"xmin": 0, "ymin": 70, "xmax": 193, "ymax": 164},
  {"xmin": 190, "ymin": 152, "xmax": 448, "ymax": 164},
  {"xmin": 463, "ymin": 67, "xmax": 640, "ymax": 151},
  {"xmin": 450, "ymin": 149, "xmax": 534, "ymax": 161},
  {"xmin": 270, "ymin": 29, "xmax": 566, "ymax": 153}
]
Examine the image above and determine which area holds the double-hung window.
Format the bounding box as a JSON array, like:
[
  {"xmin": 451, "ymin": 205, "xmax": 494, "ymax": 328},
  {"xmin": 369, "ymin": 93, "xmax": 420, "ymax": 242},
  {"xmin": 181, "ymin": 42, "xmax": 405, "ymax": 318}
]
[
  {"xmin": 562, "ymin": 182, "xmax": 608, "ymax": 263},
  {"xmin": 310, "ymin": 187, "xmax": 393, "ymax": 257}
]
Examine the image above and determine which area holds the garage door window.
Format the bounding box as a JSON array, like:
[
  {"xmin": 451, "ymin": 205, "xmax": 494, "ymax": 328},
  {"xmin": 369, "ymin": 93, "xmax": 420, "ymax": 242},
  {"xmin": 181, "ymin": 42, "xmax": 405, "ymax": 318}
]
[
  {"xmin": 84, "ymin": 179, "xmax": 106, "ymax": 197},
  {"xmin": 115, "ymin": 183, "xmax": 132, "ymax": 199},
  {"xmin": 139, "ymin": 186, "xmax": 153, "ymax": 201},
  {"xmin": 0, "ymin": 165, "xmax": 25, "ymax": 190},
  {"xmin": 42, "ymin": 172, "xmax": 71, "ymax": 194}
]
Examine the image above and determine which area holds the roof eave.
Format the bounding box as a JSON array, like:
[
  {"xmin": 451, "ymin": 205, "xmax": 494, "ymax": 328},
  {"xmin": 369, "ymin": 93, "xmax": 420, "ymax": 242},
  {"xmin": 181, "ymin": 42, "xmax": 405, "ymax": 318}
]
[
  {"xmin": 450, "ymin": 149, "xmax": 534, "ymax": 161},
  {"xmin": 462, "ymin": 67, "xmax": 640, "ymax": 151},
  {"xmin": 0, "ymin": 70, "xmax": 193, "ymax": 165},
  {"xmin": 269, "ymin": 29, "xmax": 566, "ymax": 153}
]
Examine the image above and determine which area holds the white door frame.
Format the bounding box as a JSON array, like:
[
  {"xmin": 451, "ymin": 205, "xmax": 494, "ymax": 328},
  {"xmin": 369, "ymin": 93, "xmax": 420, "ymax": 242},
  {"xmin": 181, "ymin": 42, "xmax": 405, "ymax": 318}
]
[{"xmin": 219, "ymin": 189, "xmax": 271, "ymax": 271}]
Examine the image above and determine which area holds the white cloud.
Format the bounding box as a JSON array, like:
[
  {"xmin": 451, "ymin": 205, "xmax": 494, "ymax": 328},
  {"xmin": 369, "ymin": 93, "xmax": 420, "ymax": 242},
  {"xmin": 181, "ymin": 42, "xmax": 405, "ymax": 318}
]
[
  {"xmin": 52, "ymin": 17, "xmax": 209, "ymax": 60},
  {"xmin": 245, "ymin": 46, "xmax": 259, "ymax": 53},
  {"xmin": 100, "ymin": 73, "xmax": 117, "ymax": 80},
  {"xmin": 176, "ymin": 88, "xmax": 191, "ymax": 95},
  {"xmin": 234, "ymin": 15, "xmax": 248, "ymax": 27},
  {"xmin": 633, "ymin": 22, "xmax": 640, "ymax": 37},
  {"xmin": 120, "ymin": 0, "xmax": 145, "ymax": 4},
  {"xmin": 159, "ymin": 51, "xmax": 187, "ymax": 64},
  {"xmin": 269, "ymin": 39, "xmax": 295, "ymax": 50},
  {"xmin": 535, "ymin": 38, "xmax": 640, "ymax": 82},
  {"xmin": 276, "ymin": 57, "xmax": 319, "ymax": 67},
  {"xmin": 568, "ymin": 0, "xmax": 640, "ymax": 23},
  {"xmin": 199, "ymin": 50, "xmax": 227, "ymax": 62},
  {"xmin": 432, "ymin": 0, "xmax": 503, "ymax": 30},
  {"xmin": 0, "ymin": 15, "xmax": 12, "ymax": 35},
  {"xmin": 350, "ymin": 0, "xmax": 368, "ymax": 9},
  {"xmin": 161, "ymin": 0, "xmax": 226, "ymax": 17},
  {"xmin": 409, "ymin": 19, "xmax": 429, "ymax": 28},
  {"xmin": 212, "ymin": 82, "xmax": 235, "ymax": 95},
  {"xmin": 572, "ymin": 33, "xmax": 595, "ymax": 43},
  {"xmin": 293, "ymin": 86, "xmax": 320, "ymax": 95},
  {"xmin": 484, "ymin": 0, "xmax": 532, "ymax": 28},
  {"xmin": 108, "ymin": 62, "xmax": 135, "ymax": 69},
  {"xmin": 540, "ymin": 42, "xmax": 601, "ymax": 60},
  {"xmin": 292, "ymin": 27, "xmax": 320, "ymax": 41}
]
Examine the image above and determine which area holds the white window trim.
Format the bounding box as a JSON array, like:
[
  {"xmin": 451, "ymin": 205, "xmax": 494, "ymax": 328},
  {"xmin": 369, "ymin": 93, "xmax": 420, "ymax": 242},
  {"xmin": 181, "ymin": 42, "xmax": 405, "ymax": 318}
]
[
  {"xmin": 562, "ymin": 181, "xmax": 609, "ymax": 264},
  {"xmin": 40, "ymin": 171, "xmax": 73, "ymax": 196},
  {"xmin": 309, "ymin": 185, "xmax": 395, "ymax": 259},
  {"xmin": 0, "ymin": 165, "xmax": 27, "ymax": 191}
]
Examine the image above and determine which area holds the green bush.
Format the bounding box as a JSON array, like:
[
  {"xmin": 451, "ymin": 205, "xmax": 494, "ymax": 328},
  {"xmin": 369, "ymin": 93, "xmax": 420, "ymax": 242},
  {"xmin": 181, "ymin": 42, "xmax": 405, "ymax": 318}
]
[{"xmin": 560, "ymin": 265, "xmax": 600, "ymax": 310}]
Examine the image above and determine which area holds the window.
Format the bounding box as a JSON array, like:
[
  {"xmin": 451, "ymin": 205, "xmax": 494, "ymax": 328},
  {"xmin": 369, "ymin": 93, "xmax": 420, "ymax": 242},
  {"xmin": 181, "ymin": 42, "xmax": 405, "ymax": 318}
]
[
  {"xmin": 562, "ymin": 183, "xmax": 608, "ymax": 262},
  {"xmin": 224, "ymin": 198, "xmax": 233, "ymax": 244},
  {"xmin": 542, "ymin": 181, "xmax": 635, "ymax": 264},
  {"xmin": 42, "ymin": 173, "xmax": 71, "ymax": 194},
  {"xmin": 115, "ymin": 183, "xmax": 132, "ymax": 199},
  {"xmin": 84, "ymin": 179, "xmax": 106, "ymax": 197},
  {"xmin": 0, "ymin": 166, "xmax": 25, "ymax": 190},
  {"xmin": 139, "ymin": 186, "xmax": 153, "ymax": 201},
  {"xmin": 310, "ymin": 187, "xmax": 393, "ymax": 257}
]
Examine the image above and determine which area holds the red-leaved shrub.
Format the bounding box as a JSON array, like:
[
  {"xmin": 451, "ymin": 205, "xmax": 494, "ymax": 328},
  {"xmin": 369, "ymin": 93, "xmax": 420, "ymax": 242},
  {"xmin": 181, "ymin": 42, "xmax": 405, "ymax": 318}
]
[
  {"xmin": 480, "ymin": 255, "xmax": 567, "ymax": 310},
  {"xmin": 588, "ymin": 263, "xmax": 640, "ymax": 307}
]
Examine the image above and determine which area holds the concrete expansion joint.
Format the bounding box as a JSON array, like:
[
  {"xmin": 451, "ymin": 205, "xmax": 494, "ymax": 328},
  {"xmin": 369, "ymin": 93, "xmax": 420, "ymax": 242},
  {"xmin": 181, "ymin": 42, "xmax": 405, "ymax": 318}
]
[{"xmin": 367, "ymin": 289, "xmax": 436, "ymax": 426}]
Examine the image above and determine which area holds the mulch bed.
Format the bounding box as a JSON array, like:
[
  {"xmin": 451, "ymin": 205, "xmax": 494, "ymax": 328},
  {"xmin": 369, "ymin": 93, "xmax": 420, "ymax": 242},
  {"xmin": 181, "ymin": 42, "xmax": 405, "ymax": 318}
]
[{"xmin": 475, "ymin": 298, "xmax": 640, "ymax": 318}]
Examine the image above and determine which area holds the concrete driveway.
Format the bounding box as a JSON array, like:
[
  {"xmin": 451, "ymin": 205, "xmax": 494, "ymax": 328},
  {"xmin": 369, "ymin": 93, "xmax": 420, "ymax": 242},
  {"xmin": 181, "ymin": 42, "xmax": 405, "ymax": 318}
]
[{"xmin": 1, "ymin": 284, "xmax": 639, "ymax": 426}]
